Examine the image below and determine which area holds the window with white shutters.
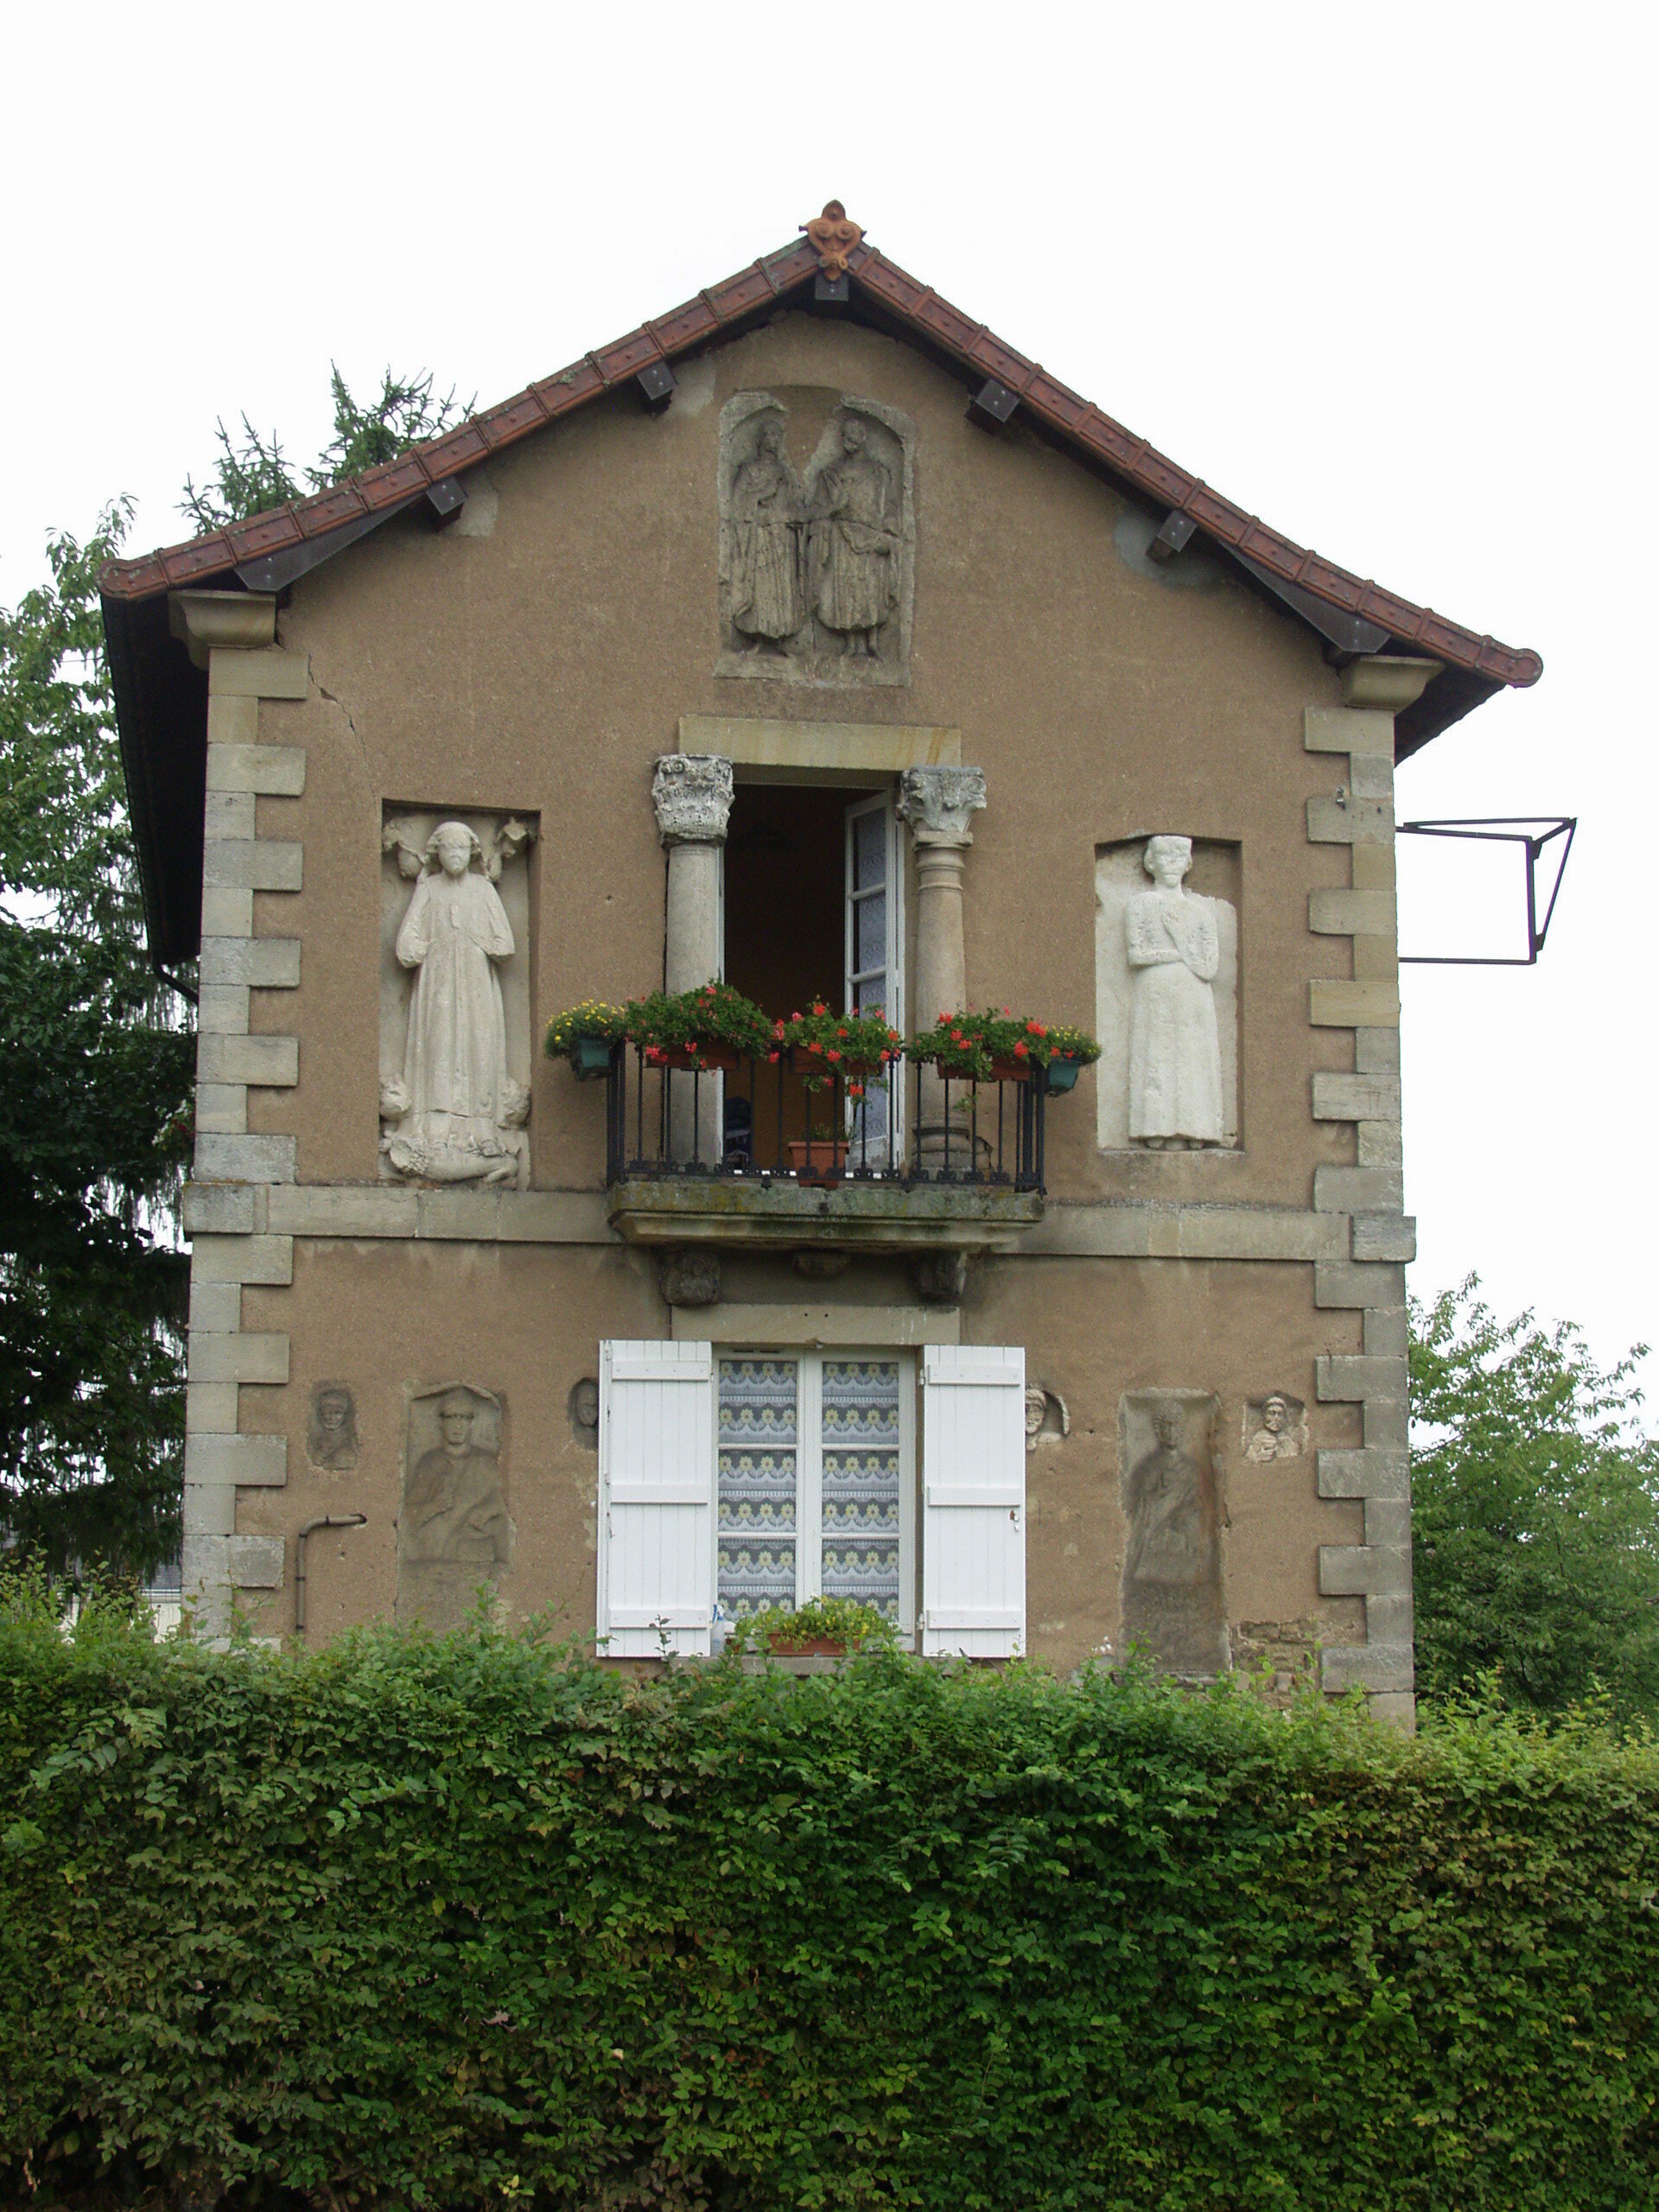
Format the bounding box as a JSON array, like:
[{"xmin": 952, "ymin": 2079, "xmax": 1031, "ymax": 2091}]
[
  {"xmin": 596, "ymin": 1339, "xmax": 716, "ymax": 1658},
  {"xmin": 920, "ymin": 1344, "xmax": 1027, "ymax": 1658},
  {"xmin": 599, "ymin": 1342, "xmax": 1025, "ymax": 1659},
  {"xmin": 714, "ymin": 1351, "xmax": 912, "ymax": 1636}
]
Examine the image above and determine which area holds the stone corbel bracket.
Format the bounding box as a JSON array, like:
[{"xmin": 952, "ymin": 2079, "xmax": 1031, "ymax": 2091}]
[
  {"xmin": 1305, "ymin": 659, "xmax": 1437, "ymax": 1725},
  {"xmin": 171, "ymin": 588, "xmax": 309, "ymax": 1637}
]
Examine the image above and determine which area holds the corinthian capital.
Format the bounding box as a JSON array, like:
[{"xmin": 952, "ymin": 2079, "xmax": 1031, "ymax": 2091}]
[
  {"xmin": 652, "ymin": 753, "xmax": 734, "ymax": 846},
  {"xmin": 897, "ymin": 765, "xmax": 987, "ymax": 849}
]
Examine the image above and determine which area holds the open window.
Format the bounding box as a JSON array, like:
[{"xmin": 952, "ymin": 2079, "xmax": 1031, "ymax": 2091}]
[{"xmin": 722, "ymin": 781, "xmax": 904, "ymax": 1167}]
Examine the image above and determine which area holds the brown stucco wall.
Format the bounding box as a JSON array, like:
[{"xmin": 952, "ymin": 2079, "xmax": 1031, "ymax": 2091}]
[{"xmin": 207, "ymin": 306, "xmax": 1384, "ymax": 1669}]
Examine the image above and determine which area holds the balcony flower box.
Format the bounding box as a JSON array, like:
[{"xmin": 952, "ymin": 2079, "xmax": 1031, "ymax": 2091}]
[
  {"xmin": 780, "ymin": 1001, "xmax": 902, "ymax": 1092},
  {"xmin": 648, "ymin": 1041, "xmax": 744, "ymax": 1075},
  {"xmin": 909, "ymin": 1008, "xmax": 1102, "ymax": 1088},
  {"xmin": 788, "ymin": 1137, "xmax": 849, "ymax": 1185},
  {"xmin": 545, "ymin": 998, "xmax": 627, "ymax": 1078}
]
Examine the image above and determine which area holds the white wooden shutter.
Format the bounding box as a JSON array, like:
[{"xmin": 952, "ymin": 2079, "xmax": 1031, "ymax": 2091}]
[
  {"xmin": 920, "ymin": 1344, "xmax": 1026, "ymax": 1657},
  {"xmin": 598, "ymin": 1339, "xmax": 716, "ymax": 1658},
  {"xmin": 845, "ymin": 792, "xmax": 904, "ymax": 1167}
]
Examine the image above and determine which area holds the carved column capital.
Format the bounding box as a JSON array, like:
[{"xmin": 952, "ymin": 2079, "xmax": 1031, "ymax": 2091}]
[
  {"xmin": 653, "ymin": 753, "xmax": 734, "ymax": 846},
  {"xmin": 897, "ymin": 765, "xmax": 987, "ymax": 848}
]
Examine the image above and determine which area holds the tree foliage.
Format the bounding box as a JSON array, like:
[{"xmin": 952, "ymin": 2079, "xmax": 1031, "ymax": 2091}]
[
  {"xmin": 2, "ymin": 1603, "xmax": 1655, "ymax": 2211},
  {"xmin": 179, "ymin": 366, "xmax": 467, "ymax": 533},
  {"xmin": 1411, "ymin": 1278, "xmax": 1659, "ymax": 1720},
  {"xmin": 0, "ymin": 512, "xmax": 192, "ymax": 1575},
  {"xmin": 2, "ymin": 369, "xmax": 462, "ymax": 1578}
]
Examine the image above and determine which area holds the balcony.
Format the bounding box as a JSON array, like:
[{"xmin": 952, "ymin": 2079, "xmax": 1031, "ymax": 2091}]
[{"xmin": 600, "ymin": 1047, "xmax": 1048, "ymax": 1253}]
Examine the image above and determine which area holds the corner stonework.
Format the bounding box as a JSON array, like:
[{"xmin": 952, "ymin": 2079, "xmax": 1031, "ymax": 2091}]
[
  {"xmin": 172, "ymin": 590, "xmax": 308, "ymax": 1637},
  {"xmin": 1305, "ymin": 658, "xmax": 1436, "ymax": 1728}
]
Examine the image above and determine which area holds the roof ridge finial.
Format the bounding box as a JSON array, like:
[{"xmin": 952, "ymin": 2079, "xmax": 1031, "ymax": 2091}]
[{"xmin": 803, "ymin": 200, "xmax": 863, "ymax": 279}]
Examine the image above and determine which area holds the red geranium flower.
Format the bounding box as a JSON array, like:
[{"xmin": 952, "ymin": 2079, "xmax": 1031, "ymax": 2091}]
[
  {"xmin": 1027, "ymin": 1020, "xmax": 1046, "ymax": 1037},
  {"xmin": 767, "ymin": 1051, "xmax": 779, "ymax": 1063},
  {"xmin": 827, "ymin": 1049, "xmax": 842, "ymax": 1063},
  {"xmin": 1014, "ymin": 1040, "xmax": 1029, "ymax": 1058}
]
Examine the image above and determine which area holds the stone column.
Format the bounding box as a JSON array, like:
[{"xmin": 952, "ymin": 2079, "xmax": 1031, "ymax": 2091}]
[
  {"xmin": 652, "ymin": 753, "xmax": 734, "ymax": 1166},
  {"xmin": 897, "ymin": 766, "xmax": 987, "ymax": 1160}
]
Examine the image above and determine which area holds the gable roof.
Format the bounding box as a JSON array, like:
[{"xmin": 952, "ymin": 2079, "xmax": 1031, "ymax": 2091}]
[{"xmin": 102, "ymin": 216, "xmax": 1541, "ymax": 968}]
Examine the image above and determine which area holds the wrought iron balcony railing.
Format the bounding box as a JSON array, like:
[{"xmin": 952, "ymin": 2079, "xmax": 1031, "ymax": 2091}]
[{"xmin": 599, "ymin": 1046, "xmax": 1048, "ymax": 1194}]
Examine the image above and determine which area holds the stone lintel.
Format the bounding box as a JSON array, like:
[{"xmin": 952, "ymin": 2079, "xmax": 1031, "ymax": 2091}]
[
  {"xmin": 679, "ymin": 715, "xmax": 961, "ymax": 777},
  {"xmin": 670, "ymin": 1303, "xmax": 960, "ymax": 1347},
  {"xmin": 608, "ymin": 1175, "xmax": 1040, "ymax": 1254}
]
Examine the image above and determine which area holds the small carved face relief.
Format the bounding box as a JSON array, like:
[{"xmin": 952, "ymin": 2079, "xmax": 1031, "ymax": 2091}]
[
  {"xmin": 1244, "ymin": 1393, "xmax": 1306, "ymax": 1462},
  {"xmin": 307, "ymin": 1383, "xmax": 359, "ymax": 1471},
  {"xmin": 1155, "ymin": 1406, "xmax": 1185, "ymax": 1451},
  {"xmin": 570, "ymin": 1376, "xmax": 600, "ymax": 1447},
  {"xmin": 434, "ymin": 825, "xmax": 473, "ymax": 878},
  {"xmin": 1024, "ymin": 1387, "xmax": 1047, "ymax": 1439},
  {"xmin": 439, "ymin": 1392, "xmax": 474, "ymax": 1449}
]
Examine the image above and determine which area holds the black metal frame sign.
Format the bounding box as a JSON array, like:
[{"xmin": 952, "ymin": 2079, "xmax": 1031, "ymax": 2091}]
[{"xmin": 1396, "ymin": 817, "xmax": 1576, "ymax": 967}]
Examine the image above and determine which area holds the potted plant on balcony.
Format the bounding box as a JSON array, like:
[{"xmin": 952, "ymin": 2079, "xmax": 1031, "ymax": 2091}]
[
  {"xmin": 623, "ymin": 982, "xmax": 772, "ymax": 1073},
  {"xmin": 728, "ymin": 1597, "xmax": 899, "ymax": 1662},
  {"xmin": 907, "ymin": 1007, "xmax": 1100, "ymax": 1090},
  {"xmin": 544, "ymin": 997, "xmax": 628, "ymax": 1079},
  {"xmin": 776, "ymin": 1001, "xmax": 903, "ymax": 1179},
  {"xmin": 1037, "ymin": 1022, "xmax": 1102, "ymax": 1094}
]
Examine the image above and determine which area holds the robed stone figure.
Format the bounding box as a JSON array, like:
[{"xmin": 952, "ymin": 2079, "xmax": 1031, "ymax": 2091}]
[
  {"xmin": 398, "ymin": 1389, "xmax": 511, "ymax": 1629},
  {"xmin": 1122, "ymin": 1402, "xmax": 1225, "ymax": 1675},
  {"xmin": 810, "ymin": 418, "xmax": 898, "ymax": 657},
  {"xmin": 385, "ymin": 821, "xmax": 524, "ymax": 1185},
  {"xmin": 728, "ymin": 418, "xmax": 804, "ymax": 648},
  {"xmin": 1126, "ymin": 835, "xmax": 1224, "ymax": 1147}
]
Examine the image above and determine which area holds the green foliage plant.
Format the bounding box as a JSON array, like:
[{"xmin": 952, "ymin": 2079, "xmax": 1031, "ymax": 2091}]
[
  {"xmin": 779, "ymin": 999, "xmax": 902, "ymax": 1096},
  {"xmin": 906, "ymin": 1006, "xmax": 1099, "ymax": 1080},
  {"xmin": 623, "ymin": 983, "xmax": 772, "ymax": 1069},
  {"xmin": 2, "ymin": 1588, "xmax": 1656, "ymax": 2211},
  {"xmin": 726, "ymin": 1597, "xmax": 899, "ymax": 1653},
  {"xmin": 1411, "ymin": 1276, "xmax": 1659, "ymax": 1721},
  {"xmin": 543, "ymin": 997, "xmax": 629, "ymax": 1060}
]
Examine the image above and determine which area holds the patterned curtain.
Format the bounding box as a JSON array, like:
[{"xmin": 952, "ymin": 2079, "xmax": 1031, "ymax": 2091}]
[
  {"xmin": 716, "ymin": 1357, "xmax": 798, "ymax": 1618},
  {"xmin": 820, "ymin": 1358, "xmax": 901, "ymax": 1621}
]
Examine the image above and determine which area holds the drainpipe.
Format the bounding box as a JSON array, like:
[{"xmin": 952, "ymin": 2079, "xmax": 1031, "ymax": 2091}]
[{"xmin": 294, "ymin": 1514, "xmax": 367, "ymax": 1638}]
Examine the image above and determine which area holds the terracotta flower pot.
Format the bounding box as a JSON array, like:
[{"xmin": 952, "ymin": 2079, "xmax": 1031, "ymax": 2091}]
[
  {"xmin": 788, "ymin": 1137, "xmax": 849, "ymax": 1185},
  {"xmin": 649, "ymin": 1041, "xmax": 742, "ymax": 1073},
  {"xmin": 987, "ymin": 1058, "xmax": 1033, "ymax": 1082},
  {"xmin": 764, "ymin": 1637, "xmax": 848, "ymax": 1658}
]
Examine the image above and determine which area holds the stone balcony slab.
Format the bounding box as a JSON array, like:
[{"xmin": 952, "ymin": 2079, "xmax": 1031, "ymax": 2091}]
[{"xmin": 607, "ymin": 1173, "xmax": 1043, "ymax": 1253}]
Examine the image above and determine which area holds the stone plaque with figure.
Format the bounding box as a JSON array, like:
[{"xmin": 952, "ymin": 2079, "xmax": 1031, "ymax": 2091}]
[
  {"xmin": 1119, "ymin": 1391, "xmax": 1227, "ymax": 1675},
  {"xmin": 397, "ymin": 1383, "xmax": 512, "ymax": 1629},
  {"xmin": 716, "ymin": 391, "xmax": 914, "ymax": 685}
]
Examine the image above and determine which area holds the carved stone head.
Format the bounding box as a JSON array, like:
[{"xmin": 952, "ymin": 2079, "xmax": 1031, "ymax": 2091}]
[
  {"xmin": 1262, "ymin": 1394, "xmax": 1288, "ymax": 1434},
  {"xmin": 1154, "ymin": 1404, "xmax": 1185, "ymax": 1450},
  {"xmin": 439, "ymin": 1389, "xmax": 475, "ymax": 1449},
  {"xmin": 1143, "ymin": 835, "xmax": 1193, "ymax": 888},
  {"xmin": 1024, "ymin": 1386, "xmax": 1047, "ymax": 1438},
  {"xmin": 429, "ymin": 821, "xmax": 480, "ymax": 878}
]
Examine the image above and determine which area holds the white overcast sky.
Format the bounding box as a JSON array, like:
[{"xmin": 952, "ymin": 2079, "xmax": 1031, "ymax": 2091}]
[{"xmin": 4, "ymin": 3, "xmax": 1653, "ymax": 1381}]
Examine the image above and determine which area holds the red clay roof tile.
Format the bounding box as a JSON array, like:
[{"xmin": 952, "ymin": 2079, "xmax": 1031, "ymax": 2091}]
[{"xmin": 99, "ymin": 228, "xmax": 1540, "ymax": 694}]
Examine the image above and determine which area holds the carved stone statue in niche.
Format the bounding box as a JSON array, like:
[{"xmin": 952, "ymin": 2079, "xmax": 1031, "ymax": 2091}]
[
  {"xmin": 716, "ymin": 392, "xmax": 913, "ymax": 686},
  {"xmin": 379, "ymin": 815, "xmax": 535, "ymax": 1188},
  {"xmin": 397, "ymin": 1384, "xmax": 511, "ymax": 1629},
  {"xmin": 1119, "ymin": 1393, "xmax": 1227, "ymax": 1675},
  {"xmin": 1244, "ymin": 1393, "xmax": 1306, "ymax": 1463},
  {"xmin": 1126, "ymin": 836, "xmax": 1224, "ymax": 1148},
  {"xmin": 809, "ymin": 416, "xmax": 899, "ymax": 657},
  {"xmin": 728, "ymin": 417, "xmax": 805, "ymax": 650},
  {"xmin": 569, "ymin": 1376, "xmax": 600, "ymax": 1449},
  {"xmin": 307, "ymin": 1382, "xmax": 359, "ymax": 1471}
]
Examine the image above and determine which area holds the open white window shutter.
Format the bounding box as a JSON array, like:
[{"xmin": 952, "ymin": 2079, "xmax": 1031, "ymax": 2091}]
[
  {"xmin": 598, "ymin": 1340, "xmax": 715, "ymax": 1658},
  {"xmin": 921, "ymin": 1344, "xmax": 1027, "ymax": 1657}
]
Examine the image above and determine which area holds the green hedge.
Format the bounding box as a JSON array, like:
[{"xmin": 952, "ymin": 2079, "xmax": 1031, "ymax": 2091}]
[{"xmin": 3, "ymin": 1595, "xmax": 1656, "ymax": 2210}]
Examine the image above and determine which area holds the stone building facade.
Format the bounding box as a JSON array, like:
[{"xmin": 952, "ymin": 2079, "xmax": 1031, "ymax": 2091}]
[{"xmin": 104, "ymin": 207, "xmax": 1541, "ymax": 1725}]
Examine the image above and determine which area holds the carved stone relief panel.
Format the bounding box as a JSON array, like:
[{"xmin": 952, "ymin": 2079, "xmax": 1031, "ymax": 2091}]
[
  {"xmin": 1025, "ymin": 1384, "xmax": 1071, "ymax": 1451},
  {"xmin": 1118, "ymin": 1391, "xmax": 1227, "ymax": 1676},
  {"xmin": 397, "ymin": 1383, "xmax": 512, "ymax": 1630},
  {"xmin": 1242, "ymin": 1392, "xmax": 1307, "ymax": 1463},
  {"xmin": 1095, "ymin": 837, "xmax": 1239, "ymax": 1153},
  {"xmin": 307, "ymin": 1382, "xmax": 359, "ymax": 1471},
  {"xmin": 716, "ymin": 391, "xmax": 914, "ymax": 687},
  {"xmin": 378, "ymin": 810, "xmax": 537, "ymax": 1187},
  {"xmin": 569, "ymin": 1376, "xmax": 600, "ymax": 1449}
]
